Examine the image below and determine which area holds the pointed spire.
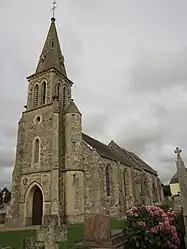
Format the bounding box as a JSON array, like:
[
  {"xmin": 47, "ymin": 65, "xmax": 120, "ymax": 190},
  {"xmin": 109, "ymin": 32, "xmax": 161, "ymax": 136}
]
[{"xmin": 35, "ymin": 17, "xmax": 67, "ymax": 76}]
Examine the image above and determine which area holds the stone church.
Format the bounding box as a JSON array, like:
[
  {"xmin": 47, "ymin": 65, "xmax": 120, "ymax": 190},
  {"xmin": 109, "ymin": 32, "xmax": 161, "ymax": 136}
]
[{"xmin": 4, "ymin": 17, "xmax": 164, "ymax": 227}]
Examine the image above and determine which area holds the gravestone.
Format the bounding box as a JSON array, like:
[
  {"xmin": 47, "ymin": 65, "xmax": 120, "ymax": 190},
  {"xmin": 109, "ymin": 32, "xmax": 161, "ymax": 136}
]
[
  {"xmin": 22, "ymin": 236, "xmax": 44, "ymax": 249},
  {"xmin": 84, "ymin": 214, "xmax": 112, "ymax": 245},
  {"xmin": 22, "ymin": 237, "xmax": 37, "ymax": 249},
  {"xmin": 174, "ymin": 147, "xmax": 187, "ymax": 248},
  {"xmin": 77, "ymin": 213, "xmax": 126, "ymax": 249},
  {"xmin": 36, "ymin": 219, "xmax": 67, "ymax": 249}
]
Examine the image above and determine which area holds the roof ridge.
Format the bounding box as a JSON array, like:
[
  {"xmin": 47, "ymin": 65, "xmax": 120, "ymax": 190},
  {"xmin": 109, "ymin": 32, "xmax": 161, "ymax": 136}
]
[
  {"xmin": 82, "ymin": 133, "xmax": 132, "ymax": 167},
  {"xmin": 109, "ymin": 140, "xmax": 157, "ymax": 175}
]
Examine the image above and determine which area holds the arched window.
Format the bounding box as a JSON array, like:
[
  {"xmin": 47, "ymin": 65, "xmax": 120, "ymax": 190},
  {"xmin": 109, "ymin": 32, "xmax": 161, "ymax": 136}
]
[
  {"xmin": 33, "ymin": 84, "xmax": 39, "ymax": 107},
  {"xmin": 106, "ymin": 166, "xmax": 111, "ymax": 196},
  {"xmin": 63, "ymin": 86, "xmax": 67, "ymax": 108},
  {"xmin": 152, "ymin": 181, "xmax": 156, "ymax": 193},
  {"xmin": 140, "ymin": 183, "xmax": 144, "ymax": 196},
  {"xmin": 57, "ymin": 82, "xmax": 60, "ymax": 101},
  {"xmin": 152, "ymin": 181, "xmax": 158, "ymax": 202},
  {"xmin": 34, "ymin": 139, "xmax": 40, "ymax": 163},
  {"xmin": 123, "ymin": 169, "xmax": 127, "ymax": 196},
  {"xmin": 41, "ymin": 81, "xmax": 46, "ymax": 105}
]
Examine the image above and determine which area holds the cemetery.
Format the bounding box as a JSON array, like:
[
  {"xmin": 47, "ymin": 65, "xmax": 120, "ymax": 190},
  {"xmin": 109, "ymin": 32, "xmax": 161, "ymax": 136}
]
[
  {"xmin": 0, "ymin": 146, "xmax": 186, "ymax": 249},
  {"xmin": 0, "ymin": 204, "xmax": 185, "ymax": 249}
]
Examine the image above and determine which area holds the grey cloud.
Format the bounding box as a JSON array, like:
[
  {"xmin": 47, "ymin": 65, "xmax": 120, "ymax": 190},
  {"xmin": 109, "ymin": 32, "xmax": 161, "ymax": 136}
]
[
  {"xmin": 83, "ymin": 113, "xmax": 111, "ymax": 139},
  {"xmin": 0, "ymin": 168, "xmax": 12, "ymax": 188},
  {"xmin": 139, "ymin": 145, "xmax": 177, "ymax": 184},
  {"xmin": 1, "ymin": 0, "xmax": 187, "ymax": 186},
  {"xmin": 118, "ymin": 130, "xmax": 162, "ymax": 156},
  {"xmin": 158, "ymin": 155, "xmax": 174, "ymax": 165},
  {"xmin": 160, "ymin": 167, "xmax": 175, "ymax": 184},
  {"xmin": 0, "ymin": 126, "xmax": 17, "ymax": 140},
  {"xmin": 129, "ymin": 48, "xmax": 187, "ymax": 93},
  {"xmin": 114, "ymin": 95, "xmax": 187, "ymax": 183},
  {"xmin": 157, "ymin": 145, "xmax": 176, "ymax": 164},
  {"xmin": 116, "ymin": 113, "xmax": 165, "ymax": 155},
  {"xmin": 0, "ymin": 150, "xmax": 15, "ymax": 168},
  {"xmin": 151, "ymin": 104, "xmax": 168, "ymax": 119},
  {"xmin": 0, "ymin": 182, "xmax": 11, "ymax": 189}
]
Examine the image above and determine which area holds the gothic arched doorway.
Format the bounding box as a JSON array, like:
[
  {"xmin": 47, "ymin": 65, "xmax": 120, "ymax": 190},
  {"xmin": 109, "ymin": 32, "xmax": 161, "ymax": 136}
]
[{"xmin": 32, "ymin": 186, "xmax": 43, "ymax": 225}]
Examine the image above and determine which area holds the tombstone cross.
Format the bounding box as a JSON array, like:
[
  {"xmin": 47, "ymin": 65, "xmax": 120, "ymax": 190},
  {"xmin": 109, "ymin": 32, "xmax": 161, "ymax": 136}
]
[
  {"xmin": 174, "ymin": 147, "xmax": 182, "ymax": 158},
  {"xmin": 36, "ymin": 222, "xmax": 67, "ymax": 249}
]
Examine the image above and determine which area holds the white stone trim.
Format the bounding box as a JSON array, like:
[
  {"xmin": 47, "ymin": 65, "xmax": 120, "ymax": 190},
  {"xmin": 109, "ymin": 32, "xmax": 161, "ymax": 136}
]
[{"xmin": 24, "ymin": 181, "xmax": 45, "ymax": 224}]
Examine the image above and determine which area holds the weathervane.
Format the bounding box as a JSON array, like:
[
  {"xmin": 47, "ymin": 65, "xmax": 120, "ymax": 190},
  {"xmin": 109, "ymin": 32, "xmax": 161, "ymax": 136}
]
[{"xmin": 51, "ymin": 1, "xmax": 58, "ymax": 19}]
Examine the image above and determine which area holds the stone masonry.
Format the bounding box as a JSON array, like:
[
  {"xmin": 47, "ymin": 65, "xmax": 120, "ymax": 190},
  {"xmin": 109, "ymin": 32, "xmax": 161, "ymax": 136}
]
[{"xmin": 5, "ymin": 17, "xmax": 164, "ymax": 226}]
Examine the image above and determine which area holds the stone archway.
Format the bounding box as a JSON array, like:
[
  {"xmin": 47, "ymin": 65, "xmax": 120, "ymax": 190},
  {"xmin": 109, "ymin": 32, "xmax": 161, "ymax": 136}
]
[{"xmin": 25, "ymin": 184, "xmax": 44, "ymax": 226}]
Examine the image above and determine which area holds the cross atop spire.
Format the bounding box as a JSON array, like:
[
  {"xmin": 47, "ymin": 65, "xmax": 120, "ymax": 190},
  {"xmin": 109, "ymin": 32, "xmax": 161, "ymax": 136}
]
[
  {"xmin": 174, "ymin": 147, "xmax": 182, "ymax": 158},
  {"xmin": 51, "ymin": 1, "xmax": 58, "ymax": 20}
]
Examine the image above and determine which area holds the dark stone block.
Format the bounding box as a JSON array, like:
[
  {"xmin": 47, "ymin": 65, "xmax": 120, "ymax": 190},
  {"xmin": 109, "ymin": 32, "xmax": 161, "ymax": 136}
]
[
  {"xmin": 76, "ymin": 214, "xmax": 127, "ymax": 249},
  {"xmin": 84, "ymin": 214, "xmax": 111, "ymax": 243}
]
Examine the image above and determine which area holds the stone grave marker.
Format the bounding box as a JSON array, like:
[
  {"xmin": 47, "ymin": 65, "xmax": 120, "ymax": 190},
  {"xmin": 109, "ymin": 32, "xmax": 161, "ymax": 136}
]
[
  {"xmin": 22, "ymin": 237, "xmax": 37, "ymax": 249},
  {"xmin": 84, "ymin": 213, "xmax": 112, "ymax": 245},
  {"xmin": 36, "ymin": 219, "xmax": 67, "ymax": 249},
  {"xmin": 76, "ymin": 213, "xmax": 126, "ymax": 249}
]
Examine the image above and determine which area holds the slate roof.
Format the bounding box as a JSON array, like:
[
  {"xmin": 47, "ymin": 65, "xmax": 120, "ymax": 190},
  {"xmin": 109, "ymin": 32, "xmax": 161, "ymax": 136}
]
[
  {"xmin": 82, "ymin": 133, "xmax": 157, "ymax": 175},
  {"xmin": 127, "ymin": 151, "xmax": 157, "ymax": 175},
  {"xmin": 108, "ymin": 141, "xmax": 157, "ymax": 175},
  {"xmin": 82, "ymin": 133, "xmax": 132, "ymax": 167}
]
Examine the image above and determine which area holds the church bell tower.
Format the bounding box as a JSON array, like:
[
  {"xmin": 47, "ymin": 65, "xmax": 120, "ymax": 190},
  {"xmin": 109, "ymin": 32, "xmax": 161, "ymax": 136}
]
[{"xmin": 5, "ymin": 16, "xmax": 75, "ymax": 227}]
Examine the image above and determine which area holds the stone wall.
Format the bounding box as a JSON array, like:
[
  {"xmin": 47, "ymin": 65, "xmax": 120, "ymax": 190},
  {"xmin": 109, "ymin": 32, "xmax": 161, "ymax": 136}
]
[
  {"xmin": 64, "ymin": 105, "xmax": 84, "ymax": 223},
  {"xmin": 82, "ymin": 142, "xmax": 106, "ymax": 217},
  {"xmin": 98, "ymin": 158, "xmax": 134, "ymax": 217},
  {"xmin": 5, "ymin": 69, "xmax": 70, "ymax": 226},
  {"xmin": 64, "ymin": 170, "xmax": 84, "ymax": 224},
  {"xmin": 81, "ymin": 141, "xmax": 164, "ymax": 221}
]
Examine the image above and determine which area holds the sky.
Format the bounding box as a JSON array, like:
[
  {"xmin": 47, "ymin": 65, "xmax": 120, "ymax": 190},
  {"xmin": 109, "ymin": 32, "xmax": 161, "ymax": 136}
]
[{"xmin": 1, "ymin": 0, "xmax": 187, "ymax": 186}]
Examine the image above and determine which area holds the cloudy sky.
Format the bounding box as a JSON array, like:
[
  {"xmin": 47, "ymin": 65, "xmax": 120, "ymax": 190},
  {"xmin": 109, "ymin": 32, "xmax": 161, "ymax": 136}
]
[{"xmin": 1, "ymin": 0, "xmax": 187, "ymax": 186}]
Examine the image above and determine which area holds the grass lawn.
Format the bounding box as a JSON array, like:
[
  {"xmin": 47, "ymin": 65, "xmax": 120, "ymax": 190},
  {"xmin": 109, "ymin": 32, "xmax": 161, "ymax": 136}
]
[
  {"xmin": 0, "ymin": 230, "xmax": 37, "ymax": 249},
  {"xmin": 0, "ymin": 219, "xmax": 124, "ymax": 249}
]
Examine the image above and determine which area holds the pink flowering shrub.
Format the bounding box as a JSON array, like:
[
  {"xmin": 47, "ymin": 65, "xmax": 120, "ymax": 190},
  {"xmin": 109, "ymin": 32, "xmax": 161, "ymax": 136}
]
[{"xmin": 123, "ymin": 205, "xmax": 180, "ymax": 249}]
